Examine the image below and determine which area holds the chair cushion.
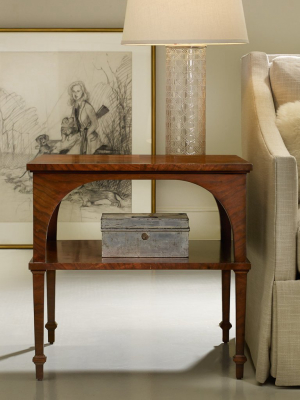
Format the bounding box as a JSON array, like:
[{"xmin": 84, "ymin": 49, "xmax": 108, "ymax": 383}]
[
  {"xmin": 270, "ymin": 56, "xmax": 300, "ymax": 109},
  {"xmin": 276, "ymin": 101, "xmax": 300, "ymax": 198}
]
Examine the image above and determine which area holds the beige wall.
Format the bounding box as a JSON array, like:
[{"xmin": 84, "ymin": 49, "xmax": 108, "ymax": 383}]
[
  {"xmin": 0, "ymin": 0, "xmax": 127, "ymax": 29},
  {"xmin": 0, "ymin": 0, "xmax": 299, "ymax": 238}
]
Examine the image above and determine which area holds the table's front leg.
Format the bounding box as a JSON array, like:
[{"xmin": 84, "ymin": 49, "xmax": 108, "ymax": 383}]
[
  {"xmin": 213, "ymin": 175, "xmax": 248, "ymax": 379},
  {"xmin": 216, "ymin": 176, "xmax": 248, "ymax": 379},
  {"xmin": 33, "ymin": 174, "xmax": 61, "ymax": 262},
  {"xmin": 186, "ymin": 173, "xmax": 247, "ymax": 262},
  {"xmin": 45, "ymin": 271, "xmax": 57, "ymax": 344},
  {"xmin": 32, "ymin": 271, "xmax": 46, "ymax": 381},
  {"xmin": 188, "ymin": 173, "xmax": 248, "ymax": 379}
]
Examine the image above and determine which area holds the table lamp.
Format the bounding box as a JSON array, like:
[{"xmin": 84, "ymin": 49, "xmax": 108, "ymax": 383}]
[{"xmin": 122, "ymin": 0, "xmax": 248, "ymax": 155}]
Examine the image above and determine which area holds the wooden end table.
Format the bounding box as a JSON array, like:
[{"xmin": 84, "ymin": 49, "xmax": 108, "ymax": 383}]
[{"xmin": 27, "ymin": 154, "xmax": 252, "ymax": 381}]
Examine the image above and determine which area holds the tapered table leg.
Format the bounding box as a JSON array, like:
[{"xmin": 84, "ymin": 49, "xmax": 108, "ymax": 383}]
[
  {"xmin": 220, "ymin": 270, "xmax": 232, "ymax": 343},
  {"xmin": 233, "ymin": 271, "xmax": 248, "ymax": 379},
  {"xmin": 32, "ymin": 271, "xmax": 47, "ymax": 381},
  {"xmin": 215, "ymin": 198, "xmax": 232, "ymax": 343},
  {"xmin": 45, "ymin": 270, "xmax": 58, "ymax": 344}
]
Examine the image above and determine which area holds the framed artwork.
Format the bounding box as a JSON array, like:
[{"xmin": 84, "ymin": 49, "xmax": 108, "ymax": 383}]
[{"xmin": 0, "ymin": 29, "xmax": 156, "ymax": 248}]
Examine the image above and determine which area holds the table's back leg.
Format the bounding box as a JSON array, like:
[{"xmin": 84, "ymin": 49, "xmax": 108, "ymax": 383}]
[
  {"xmin": 215, "ymin": 197, "xmax": 232, "ymax": 247},
  {"xmin": 233, "ymin": 271, "xmax": 248, "ymax": 379},
  {"xmin": 32, "ymin": 271, "xmax": 46, "ymax": 381},
  {"xmin": 215, "ymin": 198, "xmax": 232, "ymax": 344},
  {"xmin": 47, "ymin": 202, "xmax": 61, "ymax": 242},
  {"xmin": 45, "ymin": 271, "xmax": 57, "ymax": 344},
  {"xmin": 220, "ymin": 271, "xmax": 232, "ymax": 343},
  {"xmin": 45, "ymin": 202, "xmax": 60, "ymax": 344}
]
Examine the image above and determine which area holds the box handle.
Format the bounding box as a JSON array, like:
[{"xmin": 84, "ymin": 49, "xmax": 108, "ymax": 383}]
[{"xmin": 141, "ymin": 233, "xmax": 149, "ymax": 240}]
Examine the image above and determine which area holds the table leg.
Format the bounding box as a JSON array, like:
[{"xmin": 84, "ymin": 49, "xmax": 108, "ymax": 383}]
[
  {"xmin": 45, "ymin": 271, "xmax": 58, "ymax": 344},
  {"xmin": 215, "ymin": 197, "xmax": 232, "ymax": 343},
  {"xmin": 220, "ymin": 270, "xmax": 232, "ymax": 343},
  {"xmin": 233, "ymin": 271, "xmax": 248, "ymax": 379},
  {"xmin": 32, "ymin": 271, "xmax": 47, "ymax": 381}
]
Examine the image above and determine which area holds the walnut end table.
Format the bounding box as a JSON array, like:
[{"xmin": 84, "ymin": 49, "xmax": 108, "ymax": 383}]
[{"xmin": 27, "ymin": 154, "xmax": 252, "ymax": 381}]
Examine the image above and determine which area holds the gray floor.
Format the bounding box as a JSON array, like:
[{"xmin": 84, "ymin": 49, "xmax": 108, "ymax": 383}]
[{"xmin": 0, "ymin": 250, "xmax": 299, "ymax": 400}]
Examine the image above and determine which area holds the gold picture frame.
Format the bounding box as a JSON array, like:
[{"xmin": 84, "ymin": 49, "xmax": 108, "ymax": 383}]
[{"xmin": 0, "ymin": 28, "xmax": 156, "ymax": 249}]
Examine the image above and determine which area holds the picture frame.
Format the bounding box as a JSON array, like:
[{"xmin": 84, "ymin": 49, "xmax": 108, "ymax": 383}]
[{"xmin": 0, "ymin": 29, "xmax": 156, "ymax": 249}]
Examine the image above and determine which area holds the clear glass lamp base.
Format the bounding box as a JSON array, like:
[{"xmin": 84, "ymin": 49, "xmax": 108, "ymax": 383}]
[{"xmin": 166, "ymin": 46, "xmax": 206, "ymax": 155}]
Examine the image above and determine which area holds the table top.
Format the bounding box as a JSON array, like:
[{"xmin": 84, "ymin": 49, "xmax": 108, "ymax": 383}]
[{"xmin": 27, "ymin": 154, "xmax": 252, "ymax": 173}]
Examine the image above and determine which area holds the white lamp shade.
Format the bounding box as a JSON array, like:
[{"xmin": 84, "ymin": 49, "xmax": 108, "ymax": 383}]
[{"xmin": 122, "ymin": 0, "xmax": 248, "ymax": 46}]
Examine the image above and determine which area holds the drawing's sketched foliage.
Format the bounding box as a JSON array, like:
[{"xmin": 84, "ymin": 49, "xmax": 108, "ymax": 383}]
[{"xmin": 0, "ymin": 52, "xmax": 132, "ymax": 222}]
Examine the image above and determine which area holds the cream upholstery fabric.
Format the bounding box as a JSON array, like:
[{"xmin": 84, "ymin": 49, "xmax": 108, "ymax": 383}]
[
  {"xmin": 272, "ymin": 281, "xmax": 300, "ymax": 386},
  {"xmin": 270, "ymin": 56, "xmax": 300, "ymax": 109},
  {"xmin": 241, "ymin": 52, "xmax": 298, "ymax": 385},
  {"xmin": 297, "ymin": 206, "xmax": 300, "ymax": 273}
]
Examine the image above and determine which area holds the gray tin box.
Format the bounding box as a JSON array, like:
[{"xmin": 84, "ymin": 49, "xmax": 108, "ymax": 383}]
[{"xmin": 101, "ymin": 213, "xmax": 190, "ymax": 258}]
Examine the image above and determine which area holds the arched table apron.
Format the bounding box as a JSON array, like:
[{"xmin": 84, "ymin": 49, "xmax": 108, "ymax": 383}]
[{"xmin": 33, "ymin": 172, "xmax": 246, "ymax": 263}]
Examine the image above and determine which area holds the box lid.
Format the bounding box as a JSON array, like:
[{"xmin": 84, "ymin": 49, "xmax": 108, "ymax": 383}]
[{"xmin": 101, "ymin": 213, "xmax": 189, "ymax": 231}]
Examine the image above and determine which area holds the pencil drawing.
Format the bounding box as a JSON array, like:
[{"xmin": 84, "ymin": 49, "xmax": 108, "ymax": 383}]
[{"xmin": 0, "ymin": 52, "xmax": 132, "ymax": 222}]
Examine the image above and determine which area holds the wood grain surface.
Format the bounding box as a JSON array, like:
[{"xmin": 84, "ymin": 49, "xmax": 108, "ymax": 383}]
[
  {"xmin": 233, "ymin": 271, "xmax": 248, "ymax": 379},
  {"xmin": 32, "ymin": 172, "xmax": 248, "ymax": 263},
  {"xmin": 32, "ymin": 271, "xmax": 46, "ymax": 381},
  {"xmin": 29, "ymin": 240, "xmax": 251, "ymax": 271},
  {"xmin": 45, "ymin": 271, "xmax": 57, "ymax": 345},
  {"xmin": 216, "ymin": 196, "xmax": 233, "ymax": 344},
  {"xmin": 27, "ymin": 154, "xmax": 252, "ymax": 173}
]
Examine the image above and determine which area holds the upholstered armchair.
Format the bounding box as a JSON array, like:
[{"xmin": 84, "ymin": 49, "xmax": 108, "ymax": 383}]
[{"xmin": 242, "ymin": 52, "xmax": 300, "ymax": 386}]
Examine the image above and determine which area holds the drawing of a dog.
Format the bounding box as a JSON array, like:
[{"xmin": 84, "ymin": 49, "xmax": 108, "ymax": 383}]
[{"xmin": 67, "ymin": 187, "xmax": 124, "ymax": 208}]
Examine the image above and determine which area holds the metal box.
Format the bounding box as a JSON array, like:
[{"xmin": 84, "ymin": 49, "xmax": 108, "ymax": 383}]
[{"xmin": 101, "ymin": 213, "xmax": 190, "ymax": 258}]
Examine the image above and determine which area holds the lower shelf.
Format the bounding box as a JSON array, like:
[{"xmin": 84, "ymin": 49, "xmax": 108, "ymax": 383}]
[{"xmin": 29, "ymin": 240, "xmax": 250, "ymax": 271}]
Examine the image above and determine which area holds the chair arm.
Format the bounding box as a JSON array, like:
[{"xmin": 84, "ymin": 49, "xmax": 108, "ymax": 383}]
[
  {"xmin": 242, "ymin": 51, "xmax": 298, "ymax": 282},
  {"xmin": 242, "ymin": 52, "xmax": 298, "ymax": 384}
]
